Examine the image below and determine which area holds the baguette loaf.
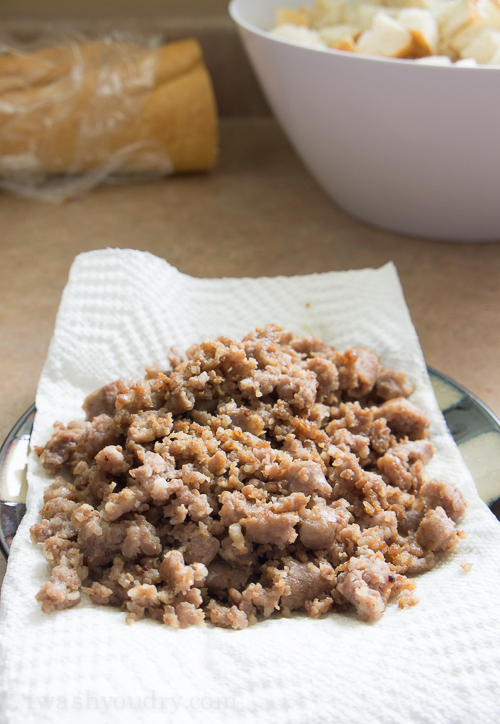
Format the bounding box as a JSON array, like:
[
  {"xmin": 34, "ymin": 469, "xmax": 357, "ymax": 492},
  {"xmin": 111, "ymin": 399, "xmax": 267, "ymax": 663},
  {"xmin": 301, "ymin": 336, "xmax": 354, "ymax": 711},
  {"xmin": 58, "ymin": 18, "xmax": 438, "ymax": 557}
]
[{"xmin": 0, "ymin": 38, "xmax": 218, "ymax": 176}]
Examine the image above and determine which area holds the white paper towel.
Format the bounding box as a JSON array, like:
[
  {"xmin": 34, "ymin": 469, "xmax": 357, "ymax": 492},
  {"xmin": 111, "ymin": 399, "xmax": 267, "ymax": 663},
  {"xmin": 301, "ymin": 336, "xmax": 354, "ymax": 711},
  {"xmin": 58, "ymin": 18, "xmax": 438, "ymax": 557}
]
[{"xmin": 1, "ymin": 248, "xmax": 499, "ymax": 724}]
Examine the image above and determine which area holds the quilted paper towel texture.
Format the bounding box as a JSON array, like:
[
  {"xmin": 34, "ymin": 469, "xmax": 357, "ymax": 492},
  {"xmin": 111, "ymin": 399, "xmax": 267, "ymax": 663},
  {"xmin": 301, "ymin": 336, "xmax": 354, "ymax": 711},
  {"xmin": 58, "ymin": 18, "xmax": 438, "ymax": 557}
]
[{"xmin": 1, "ymin": 248, "xmax": 499, "ymax": 724}]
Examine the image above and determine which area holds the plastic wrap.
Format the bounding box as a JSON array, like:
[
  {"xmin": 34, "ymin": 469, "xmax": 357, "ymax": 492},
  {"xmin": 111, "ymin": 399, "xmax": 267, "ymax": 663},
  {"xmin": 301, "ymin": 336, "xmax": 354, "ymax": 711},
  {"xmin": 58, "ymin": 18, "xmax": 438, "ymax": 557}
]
[{"xmin": 0, "ymin": 32, "xmax": 218, "ymax": 201}]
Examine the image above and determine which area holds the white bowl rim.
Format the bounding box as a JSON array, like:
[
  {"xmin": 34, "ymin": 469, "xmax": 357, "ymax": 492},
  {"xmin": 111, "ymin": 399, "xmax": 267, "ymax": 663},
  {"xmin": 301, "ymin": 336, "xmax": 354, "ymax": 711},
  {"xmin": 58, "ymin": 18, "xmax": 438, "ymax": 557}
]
[{"xmin": 228, "ymin": 0, "xmax": 500, "ymax": 71}]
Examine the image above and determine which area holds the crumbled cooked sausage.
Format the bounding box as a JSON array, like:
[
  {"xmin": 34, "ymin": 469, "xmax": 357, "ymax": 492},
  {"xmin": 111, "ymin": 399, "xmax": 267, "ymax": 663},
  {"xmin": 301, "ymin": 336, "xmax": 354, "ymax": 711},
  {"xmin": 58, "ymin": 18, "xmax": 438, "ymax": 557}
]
[
  {"xmin": 337, "ymin": 348, "xmax": 379, "ymax": 398},
  {"xmin": 95, "ymin": 445, "xmax": 130, "ymax": 476},
  {"xmin": 415, "ymin": 507, "xmax": 459, "ymax": 551},
  {"xmin": 373, "ymin": 397, "xmax": 429, "ymax": 441},
  {"xmin": 83, "ymin": 380, "xmax": 129, "ymax": 421},
  {"xmin": 35, "ymin": 558, "xmax": 83, "ymax": 613},
  {"xmin": 419, "ymin": 478, "xmax": 467, "ymax": 521},
  {"xmin": 81, "ymin": 581, "xmax": 113, "ymax": 605},
  {"xmin": 32, "ymin": 325, "xmax": 466, "ymax": 627},
  {"xmin": 375, "ymin": 368, "xmax": 415, "ymax": 401},
  {"xmin": 34, "ymin": 421, "xmax": 87, "ymax": 474},
  {"xmin": 336, "ymin": 551, "xmax": 393, "ymax": 623},
  {"xmin": 299, "ymin": 501, "xmax": 351, "ymax": 550}
]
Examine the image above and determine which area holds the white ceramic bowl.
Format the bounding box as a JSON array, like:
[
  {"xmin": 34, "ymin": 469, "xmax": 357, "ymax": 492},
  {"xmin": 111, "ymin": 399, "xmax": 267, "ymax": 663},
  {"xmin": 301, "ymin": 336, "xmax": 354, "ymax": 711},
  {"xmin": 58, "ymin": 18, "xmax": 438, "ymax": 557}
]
[{"xmin": 229, "ymin": 0, "xmax": 500, "ymax": 241}]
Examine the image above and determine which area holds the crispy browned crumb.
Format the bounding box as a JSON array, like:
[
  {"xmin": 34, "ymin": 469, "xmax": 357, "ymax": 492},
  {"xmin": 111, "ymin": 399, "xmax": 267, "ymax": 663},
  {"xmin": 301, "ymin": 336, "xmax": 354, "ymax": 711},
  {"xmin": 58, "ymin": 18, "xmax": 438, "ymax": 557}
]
[
  {"xmin": 398, "ymin": 591, "xmax": 420, "ymax": 609},
  {"xmin": 460, "ymin": 560, "xmax": 473, "ymax": 572},
  {"xmin": 31, "ymin": 325, "xmax": 467, "ymax": 628}
]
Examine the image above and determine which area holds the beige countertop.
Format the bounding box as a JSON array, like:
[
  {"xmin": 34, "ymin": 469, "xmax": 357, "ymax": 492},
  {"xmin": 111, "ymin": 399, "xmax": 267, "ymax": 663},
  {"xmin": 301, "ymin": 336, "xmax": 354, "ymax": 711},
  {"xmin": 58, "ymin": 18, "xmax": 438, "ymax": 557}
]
[{"xmin": 1, "ymin": 114, "xmax": 499, "ymax": 449}]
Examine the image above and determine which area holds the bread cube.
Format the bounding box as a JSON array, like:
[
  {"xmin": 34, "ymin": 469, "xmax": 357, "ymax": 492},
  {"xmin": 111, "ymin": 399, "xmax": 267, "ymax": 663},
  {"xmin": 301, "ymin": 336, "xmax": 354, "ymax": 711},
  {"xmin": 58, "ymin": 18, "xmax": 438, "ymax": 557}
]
[
  {"xmin": 336, "ymin": 37, "xmax": 359, "ymax": 50},
  {"xmin": 450, "ymin": 20, "xmax": 484, "ymax": 51},
  {"xmin": 398, "ymin": 7, "xmax": 439, "ymax": 54},
  {"xmin": 356, "ymin": 11, "xmax": 414, "ymax": 56},
  {"xmin": 476, "ymin": 0, "xmax": 500, "ymax": 29},
  {"xmin": 419, "ymin": 0, "xmax": 453, "ymax": 21},
  {"xmin": 347, "ymin": 2, "xmax": 398, "ymax": 29},
  {"xmin": 276, "ymin": 7, "xmax": 311, "ymax": 27},
  {"xmin": 271, "ymin": 24, "xmax": 328, "ymax": 47},
  {"xmin": 459, "ymin": 23, "xmax": 500, "ymax": 60},
  {"xmin": 310, "ymin": 0, "xmax": 348, "ymax": 28},
  {"xmin": 319, "ymin": 23, "xmax": 362, "ymax": 46},
  {"xmin": 439, "ymin": 0, "xmax": 480, "ymax": 40}
]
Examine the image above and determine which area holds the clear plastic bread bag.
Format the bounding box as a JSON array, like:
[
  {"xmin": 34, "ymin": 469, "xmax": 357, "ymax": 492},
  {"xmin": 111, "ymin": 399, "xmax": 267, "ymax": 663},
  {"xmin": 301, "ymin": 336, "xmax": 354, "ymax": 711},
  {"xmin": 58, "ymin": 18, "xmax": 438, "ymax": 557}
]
[{"xmin": 0, "ymin": 30, "xmax": 218, "ymax": 202}]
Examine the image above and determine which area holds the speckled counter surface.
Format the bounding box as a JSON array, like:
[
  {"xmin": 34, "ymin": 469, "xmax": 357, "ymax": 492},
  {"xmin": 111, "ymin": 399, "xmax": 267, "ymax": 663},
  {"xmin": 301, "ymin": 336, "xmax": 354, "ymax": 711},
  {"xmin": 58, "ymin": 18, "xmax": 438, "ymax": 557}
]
[{"xmin": 1, "ymin": 115, "xmax": 499, "ymax": 450}]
